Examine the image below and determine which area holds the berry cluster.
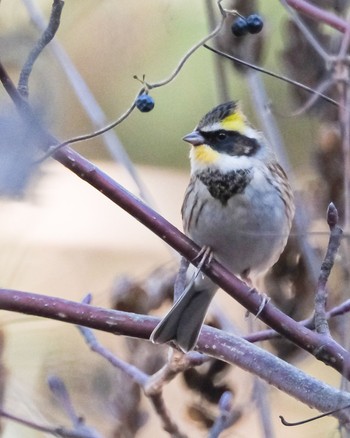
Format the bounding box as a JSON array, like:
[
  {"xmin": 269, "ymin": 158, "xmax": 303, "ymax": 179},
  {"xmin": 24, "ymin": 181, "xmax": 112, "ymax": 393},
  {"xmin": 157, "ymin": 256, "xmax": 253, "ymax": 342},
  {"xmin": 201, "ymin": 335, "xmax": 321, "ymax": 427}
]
[
  {"xmin": 135, "ymin": 94, "xmax": 155, "ymax": 112},
  {"xmin": 231, "ymin": 14, "xmax": 263, "ymax": 37}
]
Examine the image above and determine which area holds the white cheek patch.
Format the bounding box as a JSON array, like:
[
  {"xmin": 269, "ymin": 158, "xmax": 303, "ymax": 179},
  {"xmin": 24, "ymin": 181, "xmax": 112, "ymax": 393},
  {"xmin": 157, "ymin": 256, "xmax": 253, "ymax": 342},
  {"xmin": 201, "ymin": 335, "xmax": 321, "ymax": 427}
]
[{"xmin": 216, "ymin": 154, "xmax": 255, "ymax": 172}]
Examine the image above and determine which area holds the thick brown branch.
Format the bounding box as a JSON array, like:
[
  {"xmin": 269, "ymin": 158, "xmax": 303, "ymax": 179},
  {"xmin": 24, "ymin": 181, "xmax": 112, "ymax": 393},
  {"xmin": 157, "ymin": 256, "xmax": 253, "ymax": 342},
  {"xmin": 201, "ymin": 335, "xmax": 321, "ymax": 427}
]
[{"xmin": 0, "ymin": 289, "xmax": 350, "ymax": 424}]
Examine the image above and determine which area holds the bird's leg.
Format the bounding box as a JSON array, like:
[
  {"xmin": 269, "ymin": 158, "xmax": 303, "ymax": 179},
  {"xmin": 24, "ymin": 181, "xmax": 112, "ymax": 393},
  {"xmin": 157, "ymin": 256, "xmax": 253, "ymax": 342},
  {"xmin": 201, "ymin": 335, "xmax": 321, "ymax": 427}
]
[
  {"xmin": 193, "ymin": 245, "xmax": 213, "ymax": 268},
  {"xmin": 242, "ymin": 270, "xmax": 271, "ymax": 318},
  {"xmin": 246, "ymin": 287, "xmax": 271, "ymax": 319},
  {"xmin": 255, "ymin": 293, "xmax": 271, "ymax": 319}
]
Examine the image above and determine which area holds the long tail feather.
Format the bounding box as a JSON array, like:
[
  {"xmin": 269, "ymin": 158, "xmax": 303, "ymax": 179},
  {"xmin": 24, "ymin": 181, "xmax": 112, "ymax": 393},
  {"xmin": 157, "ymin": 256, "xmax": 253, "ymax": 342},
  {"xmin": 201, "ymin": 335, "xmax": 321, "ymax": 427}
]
[{"xmin": 151, "ymin": 286, "xmax": 216, "ymax": 352}]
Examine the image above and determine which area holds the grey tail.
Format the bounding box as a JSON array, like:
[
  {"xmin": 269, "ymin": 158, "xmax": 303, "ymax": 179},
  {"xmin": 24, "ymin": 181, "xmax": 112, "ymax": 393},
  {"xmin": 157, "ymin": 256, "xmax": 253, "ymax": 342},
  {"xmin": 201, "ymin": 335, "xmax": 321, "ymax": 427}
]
[{"xmin": 150, "ymin": 286, "xmax": 215, "ymax": 352}]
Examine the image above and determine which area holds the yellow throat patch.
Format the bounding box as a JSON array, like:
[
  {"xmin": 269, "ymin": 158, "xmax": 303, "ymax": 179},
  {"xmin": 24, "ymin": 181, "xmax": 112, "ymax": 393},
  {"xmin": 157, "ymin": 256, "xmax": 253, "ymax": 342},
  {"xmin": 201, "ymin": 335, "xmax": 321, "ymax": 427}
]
[{"xmin": 192, "ymin": 144, "xmax": 220, "ymax": 164}]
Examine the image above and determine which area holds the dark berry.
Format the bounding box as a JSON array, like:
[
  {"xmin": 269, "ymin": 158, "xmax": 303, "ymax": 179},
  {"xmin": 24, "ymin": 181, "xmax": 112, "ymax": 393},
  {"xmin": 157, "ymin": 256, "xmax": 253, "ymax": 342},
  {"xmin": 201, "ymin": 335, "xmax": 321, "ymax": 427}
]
[
  {"xmin": 135, "ymin": 94, "xmax": 155, "ymax": 112},
  {"xmin": 246, "ymin": 14, "xmax": 264, "ymax": 34},
  {"xmin": 231, "ymin": 17, "xmax": 248, "ymax": 37}
]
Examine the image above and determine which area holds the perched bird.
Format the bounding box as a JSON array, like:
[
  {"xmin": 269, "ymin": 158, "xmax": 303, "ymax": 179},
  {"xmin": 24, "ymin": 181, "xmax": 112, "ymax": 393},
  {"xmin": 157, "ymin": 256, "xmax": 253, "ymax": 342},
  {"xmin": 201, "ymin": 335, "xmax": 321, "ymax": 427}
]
[{"xmin": 151, "ymin": 101, "xmax": 295, "ymax": 352}]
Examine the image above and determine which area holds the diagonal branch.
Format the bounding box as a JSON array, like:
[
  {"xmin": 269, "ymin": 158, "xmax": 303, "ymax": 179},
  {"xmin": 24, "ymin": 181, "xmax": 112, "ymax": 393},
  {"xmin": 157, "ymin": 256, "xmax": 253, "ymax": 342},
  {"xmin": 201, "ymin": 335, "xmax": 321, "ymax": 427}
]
[
  {"xmin": 1, "ymin": 59, "xmax": 350, "ymax": 377},
  {"xmin": 284, "ymin": 0, "xmax": 350, "ymax": 33}
]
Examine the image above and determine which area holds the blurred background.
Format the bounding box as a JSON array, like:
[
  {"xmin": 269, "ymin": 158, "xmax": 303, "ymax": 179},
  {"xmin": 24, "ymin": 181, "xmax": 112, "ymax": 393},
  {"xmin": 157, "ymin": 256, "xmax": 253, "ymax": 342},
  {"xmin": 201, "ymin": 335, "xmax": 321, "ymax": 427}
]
[{"xmin": 0, "ymin": 0, "xmax": 346, "ymax": 437}]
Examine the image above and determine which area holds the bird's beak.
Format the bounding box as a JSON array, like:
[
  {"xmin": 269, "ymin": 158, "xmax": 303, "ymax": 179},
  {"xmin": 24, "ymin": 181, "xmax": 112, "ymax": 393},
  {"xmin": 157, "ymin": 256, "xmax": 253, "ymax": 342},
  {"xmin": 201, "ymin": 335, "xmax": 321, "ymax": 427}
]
[{"xmin": 182, "ymin": 131, "xmax": 205, "ymax": 146}]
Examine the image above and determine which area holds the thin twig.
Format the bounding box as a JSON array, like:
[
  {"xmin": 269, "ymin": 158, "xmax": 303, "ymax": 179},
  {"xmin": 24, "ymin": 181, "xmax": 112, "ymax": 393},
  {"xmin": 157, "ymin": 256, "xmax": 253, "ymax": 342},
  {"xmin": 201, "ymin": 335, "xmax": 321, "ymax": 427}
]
[
  {"xmin": 246, "ymin": 297, "xmax": 350, "ymax": 344},
  {"xmin": 280, "ymin": 0, "xmax": 330, "ymax": 61},
  {"xmin": 204, "ymin": 44, "xmax": 339, "ymax": 107},
  {"xmin": 0, "ymin": 408, "xmax": 100, "ymax": 438},
  {"xmin": 204, "ymin": 0, "xmax": 230, "ymax": 102},
  {"xmin": 18, "ymin": 0, "xmax": 64, "ymax": 97},
  {"xmin": 338, "ymin": 21, "xmax": 350, "ymax": 59},
  {"xmin": 37, "ymin": 0, "xmax": 229, "ymax": 160},
  {"xmin": 22, "ymin": 0, "xmax": 155, "ymax": 204},
  {"xmin": 78, "ymin": 326, "xmax": 148, "ymax": 386},
  {"xmin": 47, "ymin": 375, "xmax": 97, "ymax": 434},
  {"xmin": 78, "ymin": 326, "xmax": 187, "ymax": 438},
  {"xmin": 289, "ymin": 79, "xmax": 334, "ymax": 116},
  {"xmin": 280, "ymin": 403, "xmax": 350, "ymax": 426},
  {"xmin": 209, "ymin": 391, "xmax": 241, "ymax": 438},
  {"xmin": 35, "ymin": 102, "xmax": 136, "ymax": 161},
  {"xmin": 148, "ymin": 392, "xmax": 187, "ymax": 438},
  {"xmin": 146, "ymin": 1, "xmax": 227, "ymax": 91},
  {"xmin": 314, "ymin": 203, "xmax": 343, "ymax": 335}
]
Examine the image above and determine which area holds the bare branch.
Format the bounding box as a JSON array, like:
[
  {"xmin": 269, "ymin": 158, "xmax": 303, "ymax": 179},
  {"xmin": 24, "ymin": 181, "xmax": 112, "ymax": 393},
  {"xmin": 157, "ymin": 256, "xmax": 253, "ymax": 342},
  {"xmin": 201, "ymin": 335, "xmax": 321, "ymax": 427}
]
[
  {"xmin": 209, "ymin": 391, "xmax": 241, "ymax": 438},
  {"xmin": 36, "ymin": 102, "xmax": 137, "ymax": 161},
  {"xmin": 1, "ymin": 288, "xmax": 350, "ymax": 424},
  {"xmin": 204, "ymin": 44, "xmax": 339, "ymax": 107},
  {"xmin": 47, "ymin": 375, "xmax": 100, "ymax": 438},
  {"xmin": 0, "ymin": 408, "xmax": 100, "ymax": 438},
  {"xmin": 280, "ymin": 0, "xmax": 330, "ymax": 60},
  {"xmin": 78, "ymin": 326, "xmax": 187, "ymax": 438},
  {"xmin": 246, "ymin": 297, "xmax": 350, "ymax": 344},
  {"xmin": 22, "ymin": 0, "xmax": 155, "ymax": 204},
  {"xmin": 36, "ymin": 0, "xmax": 229, "ymax": 160},
  {"xmin": 284, "ymin": 0, "xmax": 350, "ymax": 32},
  {"xmin": 78, "ymin": 326, "xmax": 148, "ymax": 386},
  {"xmin": 315, "ymin": 203, "xmax": 343, "ymax": 335},
  {"xmin": 18, "ymin": 0, "xmax": 64, "ymax": 97},
  {"xmin": 204, "ymin": 0, "xmax": 230, "ymax": 102}
]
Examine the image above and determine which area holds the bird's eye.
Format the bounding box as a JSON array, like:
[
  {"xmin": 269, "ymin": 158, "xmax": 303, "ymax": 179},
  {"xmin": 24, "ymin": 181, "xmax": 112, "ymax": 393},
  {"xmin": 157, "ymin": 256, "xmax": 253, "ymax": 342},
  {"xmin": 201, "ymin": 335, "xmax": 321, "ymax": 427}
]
[{"xmin": 217, "ymin": 131, "xmax": 227, "ymax": 141}]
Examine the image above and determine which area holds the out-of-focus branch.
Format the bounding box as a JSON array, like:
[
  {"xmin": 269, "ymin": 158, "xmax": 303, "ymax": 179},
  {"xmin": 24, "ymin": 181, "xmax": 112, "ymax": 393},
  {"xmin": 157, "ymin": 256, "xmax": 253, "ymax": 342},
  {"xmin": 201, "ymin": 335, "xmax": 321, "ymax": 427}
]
[
  {"xmin": 281, "ymin": 0, "xmax": 330, "ymax": 60},
  {"xmin": 48, "ymin": 375, "xmax": 100, "ymax": 437},
  {"xmin": 246, "ymin": 297, "xmax": 350, "ymax": 343},
  {"xmin": 204, "ymin": 0, "xmax": 230, "ymax": 103},
  {"xmin": 78, "ymin": 326, "xmax": 187, "ymax": 438},
  {"xmin": 209, "ymin": 392, "xmax": 241, "ymax": 438},
  {"xmin": 284, "ymin": 0, "xmax": 350, "ymax": 32},
  {"xmin": 22, "ymin": 0, "xmax": 155, "ymax": 204},
  {"xmin": 18, "ymin": 0, "xmax": 64, "ymax": 98},
  {"xmin": 0, "ymin": 408, "xmax": 100, "ymax": 438},
  {"xmin": 204, "ymin": 44, "xmax": 338, "ymax": 107},
  {"xmin": 314, "ymin": 203, "xmax": 343, "ymax": 335}
]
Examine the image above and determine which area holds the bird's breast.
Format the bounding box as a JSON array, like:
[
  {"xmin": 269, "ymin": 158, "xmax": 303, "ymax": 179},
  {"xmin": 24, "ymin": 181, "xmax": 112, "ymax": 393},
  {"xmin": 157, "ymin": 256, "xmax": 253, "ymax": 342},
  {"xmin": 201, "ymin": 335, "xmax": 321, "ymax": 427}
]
[{"xmin": 183, "ymin": 167, "xmax": 291, "ymax": 277}]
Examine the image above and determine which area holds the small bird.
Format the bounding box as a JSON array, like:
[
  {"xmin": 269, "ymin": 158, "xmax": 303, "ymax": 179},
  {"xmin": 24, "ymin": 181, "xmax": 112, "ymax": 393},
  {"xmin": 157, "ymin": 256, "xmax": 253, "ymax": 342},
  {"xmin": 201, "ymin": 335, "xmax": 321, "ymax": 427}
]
[{"xmin": 151, "ymin": 101, "xmax": 295, "ymax": 352}]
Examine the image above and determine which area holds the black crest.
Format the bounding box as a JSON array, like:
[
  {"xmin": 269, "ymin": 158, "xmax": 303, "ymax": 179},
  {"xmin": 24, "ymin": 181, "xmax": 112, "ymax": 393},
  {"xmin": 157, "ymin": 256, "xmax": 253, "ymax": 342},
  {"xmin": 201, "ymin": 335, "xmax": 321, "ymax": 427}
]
[{"xmin": 197, "ymin": 101, "xmax": 237, "ymax": 129}]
